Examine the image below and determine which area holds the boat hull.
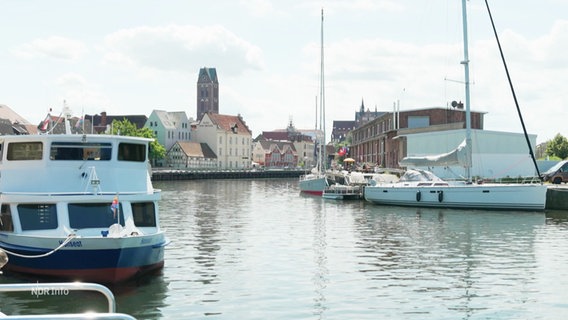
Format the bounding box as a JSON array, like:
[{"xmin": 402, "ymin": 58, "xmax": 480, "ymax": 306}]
[
  {"xmin": 299, "ymin": 175, "xmax": 327, "ymax": 196},
  {"xmin": 364, "ymin": 183, "xmax": 547, "ymax": 211},
  {"xmin": 0, "ymin": 233, "xmax": 167, "ymax": 283}
]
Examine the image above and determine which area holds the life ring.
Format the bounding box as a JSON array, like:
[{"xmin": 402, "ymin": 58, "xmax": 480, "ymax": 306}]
[
  {"xmin": 416, "ymin": 190, "xmax": 421, "ymax": 202},
  {"xmin": 438, "ymin": 190, "xmax": 444, "ymax": 202}
]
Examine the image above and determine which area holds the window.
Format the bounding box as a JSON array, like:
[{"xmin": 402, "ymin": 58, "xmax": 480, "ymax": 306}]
[
  {"xmin": 408, "ymin": 116, "xmax": 430, "ymax": 128},
  {"xmin": 18, "ymin": 204, "xmax": 57, "ymax": 230},
  {"xmin": 0, "ymin": 204, "xmax": 14, "ymax": 232},
  {"xmin": 51, "ymin": 142, "xmax": 112, "ymax": 161},
  {"xmin": 68, "ymin": 203, "xmax": 125, "ymax": 228},
  {"xmin": 118, "ymin": 143, "xmax": 146, "ymax": 162},
  {"xmin": 132, "ymin": 202, "xmax": 156, "ymax": 227},
  {"xmin": 7, "ymin": 142, "xmax": 43, "ymax": 160}
]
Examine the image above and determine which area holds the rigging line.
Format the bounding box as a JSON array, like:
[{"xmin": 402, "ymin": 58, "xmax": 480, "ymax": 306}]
[
  {"xmin": 1, "ymin": 234, "xmax": 77, "ymax": 259},
  {"xmin": 483, "ymin": 0, "xmax": 542, "ymax": 180}
]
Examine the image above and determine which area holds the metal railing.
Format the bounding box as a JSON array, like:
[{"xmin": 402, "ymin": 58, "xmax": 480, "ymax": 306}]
[{"xmin": 0, "ymin": 282, "xmax": 136, "ymax": 320}]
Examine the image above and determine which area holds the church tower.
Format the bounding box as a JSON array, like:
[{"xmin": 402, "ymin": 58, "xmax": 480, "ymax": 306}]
[{"xmin": 196, "ymin": 67, "xmax": 219, "ymax": 120}]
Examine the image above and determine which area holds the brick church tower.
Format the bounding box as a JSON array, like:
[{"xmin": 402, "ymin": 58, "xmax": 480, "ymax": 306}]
[{"xmin": 196, "ymin": 67, "xmax": 219, "ymax": 120}]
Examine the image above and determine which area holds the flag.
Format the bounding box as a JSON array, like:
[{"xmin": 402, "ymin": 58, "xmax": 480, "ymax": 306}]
[
  {"xmin": 75, "ymin": 117, "xmax": 83, "ymax": 129},
  {"xmin": 111, "ymin": 196, "xmax": 119, "ymax": 218},
  {"xmin": 37, "ymin": 114, "xmax": 50, "ymax": 132}
]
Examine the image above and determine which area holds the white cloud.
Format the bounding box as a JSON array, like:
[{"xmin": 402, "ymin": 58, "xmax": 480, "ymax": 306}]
[
  {"xmin": 239, "ymin": 0, "xmax": 276, "ymax": 16},
  {"xmin": 102, "ymin": 24, "xmax": 264, "ymax": 77},
  {"xmin": 13, "ymin": 36, "xmax": 87, "ymax": 61}
]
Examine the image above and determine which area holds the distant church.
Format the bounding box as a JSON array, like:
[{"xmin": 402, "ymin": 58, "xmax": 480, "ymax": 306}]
[{"xmin": 196, "ymin": 67, "xmax": 219, "ymax": 120}]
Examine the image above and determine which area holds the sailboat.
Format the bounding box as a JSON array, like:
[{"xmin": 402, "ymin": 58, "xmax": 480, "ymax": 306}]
[
  {"xmin": 299, "ymin": 9, "xmax": 329, "ymax": 196},
  {"xmin": 364, "ymin": 0, "xmax": 547, "ymax": 211}
]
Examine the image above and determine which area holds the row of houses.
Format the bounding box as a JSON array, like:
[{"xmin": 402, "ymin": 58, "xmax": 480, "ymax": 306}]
[
  {"xmin": 0, "ymin": 103, "xmax": 319, "ymax": 170},
  {"xmin": 0, "ymin": 100, "xmax": 546, "ymax": 178}
]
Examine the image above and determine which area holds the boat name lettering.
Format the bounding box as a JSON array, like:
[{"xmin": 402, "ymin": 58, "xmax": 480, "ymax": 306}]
[
  {"xmin": 58, "ymin": 240, "xmax": 83, "ymax": 247},
  {"xmin": 31, "ymin": 286, "xmax": 70, "ymax": 298}
]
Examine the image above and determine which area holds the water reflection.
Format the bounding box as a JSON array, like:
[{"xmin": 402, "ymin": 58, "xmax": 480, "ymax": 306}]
[
  {"xmin": 0, "ymin": 271, "xmax": 169, "ymax": 318},
  {"xmin": 310, "ymin": 195, "xmax": 328, "ymax": 319},
  {"xmin": 2, "ymin": 179, "xmax": 568, "ymax": 319},
  {"xmin": 352, "ymin": 207, "xmax": 546, "ymax": 318}
]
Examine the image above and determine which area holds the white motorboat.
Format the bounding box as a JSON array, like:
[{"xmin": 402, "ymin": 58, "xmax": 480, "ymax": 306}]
[{"xmin": 0, "ymin": 108, "xmax": 168, "ymax": 283}]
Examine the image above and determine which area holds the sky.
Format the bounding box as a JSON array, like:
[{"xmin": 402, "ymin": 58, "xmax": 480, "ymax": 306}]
[{"xmin": 1, "ymin": 0, "xmax": 567, "ymax": 144}]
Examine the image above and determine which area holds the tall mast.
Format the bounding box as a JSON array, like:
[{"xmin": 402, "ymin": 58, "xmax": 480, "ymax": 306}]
[
  {"xmin": 460, "ymin": 0, "xmax": 472, "ymax": 181},
  {"xmin": 319, "ymin": 8, "xmax": 326, "ymax": 172}
]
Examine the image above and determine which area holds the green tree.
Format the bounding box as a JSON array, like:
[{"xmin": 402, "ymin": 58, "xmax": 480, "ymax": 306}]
[
  {"xmin": 109, "ymin": 118, "xmax": 166, "ymax": 163},
  {"xmin": 546, "ymin": 133, "xmax": 568, "ymax": 159}
]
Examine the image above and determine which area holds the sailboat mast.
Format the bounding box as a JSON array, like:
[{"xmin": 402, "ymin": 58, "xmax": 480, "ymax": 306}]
[
  {"xmin": 483, "ymin": 0, "xmax": 542, "ymax": 179},
  {"xmin": 460, "ymin": 0, "xmax": 472, "ymax": 181},
  {"xmin": 319, "ymin": 8, "xmax": 326, "ymax": 172}
]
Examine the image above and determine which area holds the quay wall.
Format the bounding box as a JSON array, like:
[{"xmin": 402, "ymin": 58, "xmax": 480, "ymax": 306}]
[
  {"xmin": 151, "ymin": 170, "xmax": 568, "ymax": 210},
  {"xmin": 152, "ymin": 169, "xmax": 305, "ymax": 181},
  {"xmin": 546, "ymin": 187, "xmax": 568, "ymax": 210}
]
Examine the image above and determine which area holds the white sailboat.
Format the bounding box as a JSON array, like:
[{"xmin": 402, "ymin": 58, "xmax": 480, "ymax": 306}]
[
  {"xmin": 364, "ymin": 0, "xmax": 547, "ymax": 211},
  {"xmin": 299, "ymin": 9, "xmax": 329, "ymax": 196}
]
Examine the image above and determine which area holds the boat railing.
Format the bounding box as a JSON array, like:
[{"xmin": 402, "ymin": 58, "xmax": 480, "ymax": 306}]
[
  {"xmin": 0, "ymin": 282, "xmax": 136, "ymax": 320},
  {"xmin": 0, "ymin": 191, "xmax": 154, "ymax": 197}
]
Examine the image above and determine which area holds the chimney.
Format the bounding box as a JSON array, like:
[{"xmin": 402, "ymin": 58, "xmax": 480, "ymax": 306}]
[{"xmin": 101, "ymin": 112, "xmax": 107, "ymax": 126}]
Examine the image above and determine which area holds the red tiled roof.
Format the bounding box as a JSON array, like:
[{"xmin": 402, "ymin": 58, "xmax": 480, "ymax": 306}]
[{"xmin": 207, "ymin": 113, "xmax": 251, "ymax": 135}]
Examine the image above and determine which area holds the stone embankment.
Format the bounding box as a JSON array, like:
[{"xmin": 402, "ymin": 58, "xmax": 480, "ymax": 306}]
[{"xmin": 151, "ymin": 169, "xmax": 305, "ymax": 181}]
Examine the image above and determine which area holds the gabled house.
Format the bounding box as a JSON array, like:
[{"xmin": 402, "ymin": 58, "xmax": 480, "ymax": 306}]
[
  {"xmin": 191, "ymin": 112, "xmax": 252, "ymax": 169},
  {"xmin": 166, "ymin": 141, "xmax": 217, "ymax": 169},
  {"xmin": 145, "ymin": 110, "xmax": 192, "ymax": 151},
  {"xmin": 85, "ymin": 112, "xmax": 148, "ymax": 134},
  {"xmin": 252, "ymin": 140, "xmax": 298, "ymax": 168},
  {"xmin": 0, "ymin": 104, "xmax": 36, "ymax": 135},
  {"xmin": 253, "ymin": 120, "xmax": 317, "ymax": 168}
]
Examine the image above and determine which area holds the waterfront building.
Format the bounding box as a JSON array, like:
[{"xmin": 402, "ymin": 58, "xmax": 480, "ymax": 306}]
[
  {"xmin": 0, "ymin": 104, "xmax": 43, "ymax": 134},
  {"xmin": 196, "ymin": 67, "xmax": 219, "ymax": 120},
  {"xmin": 145, "ymin": 110, "xmax": 192, "ymax": 151},
  {"xmin": 348, "ymin": 106, "xmax": 540, "ymax": 179},
  {"xmin": 400, "ymin": 129, "xmax": 539, "ymax": 179},
  {"xmin": 331, "ymin": 99, "xmax": 384, "ymax": 143},
  {"xmin": 85, "ymin": 111, "xmax": 147, "ymax": 134},
  {"xmin": 251, "ymin": 140, "xmax": 298, "ymax": 168},
  {"xmin": 166, "ymin": 141, "xmax": 217, "ymax": 169},
  {"xmin": 191, "ymin": 112, "xmax": 252, "ymax": 169},
  {"xmin": 350, "ymin": 107, "xmax": 485, "ymax": 169},
  {"xmin": 255, "ymin": 120, "xmax": 316, "ymax": 168}
]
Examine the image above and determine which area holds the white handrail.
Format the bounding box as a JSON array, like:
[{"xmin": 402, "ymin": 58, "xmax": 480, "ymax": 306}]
[{"xmin": 0, "ymin": 282, "xmax": 136, "ymax": 319}]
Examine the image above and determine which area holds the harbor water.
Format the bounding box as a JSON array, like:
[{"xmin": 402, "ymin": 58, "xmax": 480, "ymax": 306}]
[{"xmin": 2, "ymin": 178, "xmax": 568, "ymax": 319}]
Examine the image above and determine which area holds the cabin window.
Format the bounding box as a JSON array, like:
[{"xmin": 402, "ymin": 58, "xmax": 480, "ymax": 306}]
[
  {"xmin": 68, "ymin": 203, "xmax": 125, "ymax": 229},
  {"xmin": 51, "ymin": 142, "xmax": 112, "ymax": 161},
  {"xmin": 7, "ymin": 142, "xmax": 43, "ymax": 161},
  {"xmin": 18, "ymin": 204, "xmax": 57, "ymax": 230},
  {"xmin": 118, "ymin": 143, "xmax": 146, "ymax": 162},
  {"xmin": 0, "ymin": 205, "xmax": 14, "ymax": 232},
  {"xmin": 132, "ymin": 202, "xmax": 157, "ymax": 227}
]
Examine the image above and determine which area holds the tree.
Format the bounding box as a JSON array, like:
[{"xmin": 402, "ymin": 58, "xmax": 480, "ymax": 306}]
[
  {"xmin": 546, "ymin": 133, "xmax": 568, "ymax": 159},
  {"xmin": 109, "ymin": 118, "xmax": 166, "ymax": 163}
]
